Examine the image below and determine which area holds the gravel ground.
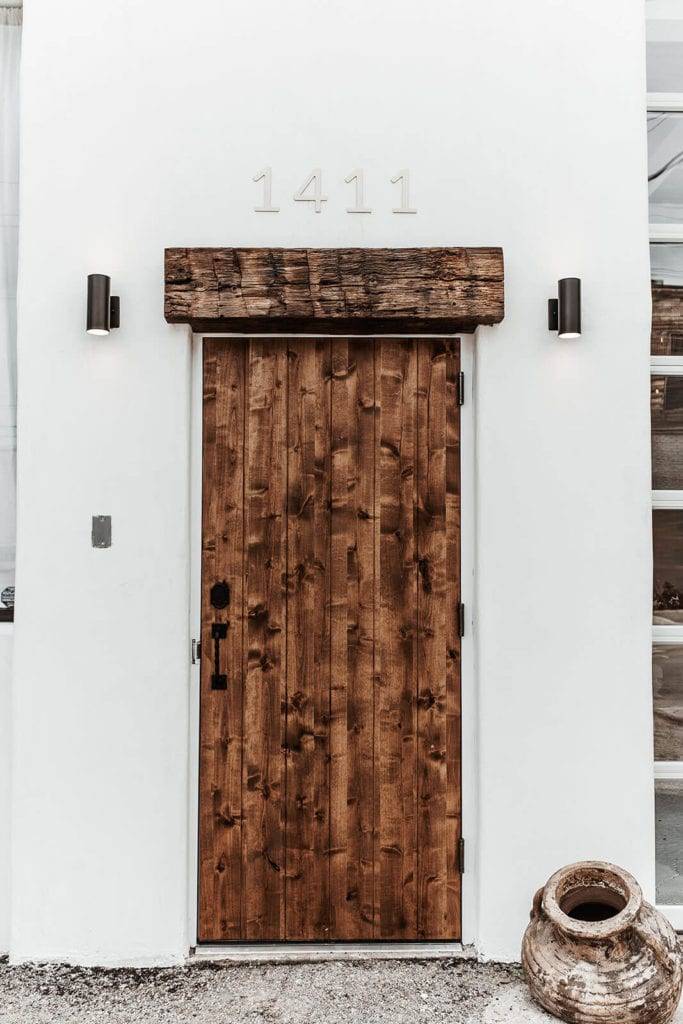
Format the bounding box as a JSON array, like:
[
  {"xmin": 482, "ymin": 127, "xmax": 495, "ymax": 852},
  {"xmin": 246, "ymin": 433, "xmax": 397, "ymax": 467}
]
[
  {"xmin": 0, "ymin": 957, "xmax": 545, "ymax": 1024},
  {"xmin": 0, "ymin": 956, "xmax": 681, "ymax": 1024}
]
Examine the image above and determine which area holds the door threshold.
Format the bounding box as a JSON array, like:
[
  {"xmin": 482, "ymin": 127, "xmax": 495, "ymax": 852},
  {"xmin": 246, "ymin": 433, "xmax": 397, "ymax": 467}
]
[{"xmin": 191, "ymin": 942, "xmax": 474, "ymax": 964}]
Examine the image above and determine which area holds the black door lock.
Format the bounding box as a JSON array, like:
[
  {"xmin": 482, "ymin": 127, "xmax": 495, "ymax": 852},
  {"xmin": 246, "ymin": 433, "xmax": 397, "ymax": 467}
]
[
  {"xmin": 211, "ymin": 622, "xmax": 228, "ymax": 690},
  {"xmin": 210, "ymin": 581, "xmax": 230, "ymax": 610}
]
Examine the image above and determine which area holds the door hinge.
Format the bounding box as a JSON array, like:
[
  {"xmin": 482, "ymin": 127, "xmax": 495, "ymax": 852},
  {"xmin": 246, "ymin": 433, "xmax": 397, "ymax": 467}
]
[
  {"xmin": 458, "ymin": 602, "xmax": 465, "ymax": 637},
  {"xmin": 192, "ymin": 638, "xmax": 201, "ymax": 664},
  {"xmin": 457, "ymin": 836, "xmax": 466, "ymax": 874},
  {"xmin": 457, "ymin": 371, "xmax": 465, "ymax": 406}
]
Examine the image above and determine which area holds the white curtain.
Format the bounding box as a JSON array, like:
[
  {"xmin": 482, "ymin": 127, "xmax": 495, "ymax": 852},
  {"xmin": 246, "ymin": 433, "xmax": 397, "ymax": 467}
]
[{"xmin": 0, "ymin": 6, "xmax": 20, "ymax": 613}]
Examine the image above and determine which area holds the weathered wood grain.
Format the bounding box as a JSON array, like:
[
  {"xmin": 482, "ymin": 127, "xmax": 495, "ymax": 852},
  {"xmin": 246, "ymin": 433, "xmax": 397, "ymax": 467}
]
[
  {"xmin": 348, "ymin": 340, "xmax": 376, "ymax": 938},
  {"xmin": 376, "ymin": 339, "xmax": 418, "ymax": 939},
  {"xmin": 285, "ymin": 340, "xmax": 331, "ymax": 939},
  {"xmin": 165, "ymin": 247, "xmax": 504, "ymax": 334},
  {"xmin": 371, "ymin": 342, "xmax": 382, "ymax": 937},
  {"xmin": 416, "ymin": 341, "xmax": 448, "ymax": 939},
  {"xmin": 242, "ymin": 341, "xmax": 287, "ymax": 939},
  {"xmin": 328, "ymin": 339, "xmax": 352, "ymax": 937},
  {"xmin": 197, "ymin": 340, "xmax": 245, "ymax": 941},
  {"xmin": 199, "ymin": 336, "xmax": 462, "ymax": 942},
  {"xmin": 328, "ymin": 340, "xmax": 376, "ymax": 939},
  {"xmin": 444, "ymin": 343, "xmax": 463, "ymax": 940}
]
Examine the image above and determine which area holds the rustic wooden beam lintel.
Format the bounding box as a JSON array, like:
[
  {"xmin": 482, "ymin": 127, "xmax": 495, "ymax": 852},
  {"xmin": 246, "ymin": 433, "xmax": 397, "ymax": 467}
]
[{"xmin": 164, "ymin": 246, "xmax": 504, "ymax": 335}]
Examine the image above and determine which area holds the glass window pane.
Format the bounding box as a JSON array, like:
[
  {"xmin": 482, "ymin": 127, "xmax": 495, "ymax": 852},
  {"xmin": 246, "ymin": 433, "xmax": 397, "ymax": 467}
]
[
  {"xmin": 651, "ymin": 245, "xmax": 683, "ymax": 356},
  {"xmin": 648, "ymin": 41, "xmax": 683, "ymax": 93},
  {"xmin": 653, "ymin": 645, "xmax": 683, "ymax": 760},
  {"xmin": 647, "ymin": 14, "xmax": 683, "ymax": 93},
  {"xmin": 652, "ymin": 376, "xmax": 683, "ymax": 488},
  {"xmin": 656, "ymin": 779, "xmax": 683, "ymax": 905},
  {"xmin": 651, "ymin": 243, "xmax": 683, "ymax": 290},
  {"xmin": 653, "ymin": 510, "xmax": 683, "ymax": 624},
  {"xmin": 649, "ymin": 113, "xmax": 683, "ymax": 224}
]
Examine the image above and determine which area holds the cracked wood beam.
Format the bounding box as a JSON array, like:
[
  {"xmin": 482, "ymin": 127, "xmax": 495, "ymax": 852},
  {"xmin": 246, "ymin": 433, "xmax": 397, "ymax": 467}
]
[{"xmin": 164, "ymin": 247, "xmax": 504, "ymax": 334}]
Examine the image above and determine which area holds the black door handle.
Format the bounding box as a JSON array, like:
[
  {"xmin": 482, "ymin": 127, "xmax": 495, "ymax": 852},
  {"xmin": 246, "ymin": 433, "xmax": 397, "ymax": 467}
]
[{"xmin": 211, "ymin": 622, "xmax": 228, "ymax": 690}]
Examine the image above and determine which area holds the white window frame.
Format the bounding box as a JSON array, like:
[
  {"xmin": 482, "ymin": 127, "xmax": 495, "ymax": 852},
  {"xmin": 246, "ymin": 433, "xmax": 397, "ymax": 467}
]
[
  {"xmin": 649, "ymin": 85, "xmax": 683, "ymax": 921},
  {"xmin": 186, "ymin": 332, "xmax": 478, "ymax": 955}
]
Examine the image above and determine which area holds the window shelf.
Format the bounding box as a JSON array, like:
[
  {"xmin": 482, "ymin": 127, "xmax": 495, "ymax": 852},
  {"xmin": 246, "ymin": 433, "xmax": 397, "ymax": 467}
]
[
  {"xmin": 650, "ymin": 225, "xmax": 683, "ymax": 244},
  {"xmin": 651, "ymin": 359, "xmax": 683, "ymax": 374},
  {"xmin": 653, "ymin": 626, "xmax": 683, "ymax": 643},
  {"xmin": 648, "ymin": 93, "xmax": 683, "ymax": 113},
  {"xmin": 653, "ymin": 490, "xmax": 683, "ymax": 508}
]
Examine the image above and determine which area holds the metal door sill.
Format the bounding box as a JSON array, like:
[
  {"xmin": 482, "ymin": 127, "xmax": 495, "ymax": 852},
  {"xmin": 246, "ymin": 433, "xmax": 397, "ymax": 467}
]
[{"xmin": 191, "ymin": 942, "xmax": 473, "ymax": 964}]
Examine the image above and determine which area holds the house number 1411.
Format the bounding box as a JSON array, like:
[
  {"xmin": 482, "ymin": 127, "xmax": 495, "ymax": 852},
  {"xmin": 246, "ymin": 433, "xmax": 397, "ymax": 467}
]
[{"xmin": 252, "ymin": 168, "xmax": 417, "ymax": 214}]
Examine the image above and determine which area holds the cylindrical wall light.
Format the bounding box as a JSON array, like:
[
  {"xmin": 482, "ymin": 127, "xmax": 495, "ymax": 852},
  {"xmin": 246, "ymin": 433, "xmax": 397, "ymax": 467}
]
[
  {"xmin": 86, "ymin": 274, "xmax": 120, "ymax": 335},
  {"xmin": 548, "ymin": 278, "xmax": 581, "ymax": 339}
]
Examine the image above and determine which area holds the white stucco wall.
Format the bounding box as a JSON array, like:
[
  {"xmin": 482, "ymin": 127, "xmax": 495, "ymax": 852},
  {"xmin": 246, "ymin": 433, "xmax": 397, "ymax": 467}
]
[{"xmin": 11, "ymin": 0, "xmax": 652, "ymax": 964}]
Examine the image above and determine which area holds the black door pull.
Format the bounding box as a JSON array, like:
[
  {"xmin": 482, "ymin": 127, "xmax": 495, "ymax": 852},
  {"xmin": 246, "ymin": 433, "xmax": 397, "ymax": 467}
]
[
  {"xmin": 211, "ymin": 622, "xmax": 228, "ymax": 690},
  {"xmin": 211, "ymin": 581, "xmax": 230, "ymax": 609}
]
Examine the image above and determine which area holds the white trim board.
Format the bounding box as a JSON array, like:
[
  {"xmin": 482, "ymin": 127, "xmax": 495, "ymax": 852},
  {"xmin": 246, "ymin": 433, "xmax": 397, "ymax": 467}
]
[
  {"xmin": 186, "ymin": 333, "xmax": 478, "ymax": 952},
  {"xmin": 651, "ymin": 361, "xmax": 683, "ymax": 375},
  {"xmin": 654, "ymin": 761, "xmax": 683, "ymax": 780},
  {"xmin": 653, "ymin": 490, "xmax": 683, "ymax": 508},
  {"xmin": 649, "ymin": 224, "xmax": 683, "ymax": 244},
  {"xmin": 653, "ymin": 626, "xmax": 683, "ymax": 643},
  {"xmin": 648, "ymin": 94, "xmax": 683, "ymax": 113},
  {"xmin": 191, "ymin": 942, "xmax": 474, "ymax": 964}
]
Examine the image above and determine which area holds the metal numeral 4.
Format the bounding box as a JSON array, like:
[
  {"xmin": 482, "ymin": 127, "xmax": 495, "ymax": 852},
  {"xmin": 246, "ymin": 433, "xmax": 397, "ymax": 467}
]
[{"xmin": 293, "ymin": 168, "xmax": 328, "ymax": 213}]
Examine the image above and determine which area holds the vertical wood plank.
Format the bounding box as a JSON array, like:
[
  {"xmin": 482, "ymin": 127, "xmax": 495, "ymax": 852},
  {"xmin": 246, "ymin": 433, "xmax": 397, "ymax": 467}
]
[
  {"xmin": 350, "ymin": 339, "xmax": 376, "ymax": 938},
  {"xmin": 328, "ymin": 339, "xmax": 351, "ymax": 936},
  {"xmin": 416, "ymin": 340, "xmax": 449, "ymax": 939},
  {"xmin": 328, "ymin": 340, "xmax": 376, "ymax": 938},
  {"xmin": 242, "ymin": 339, "xmax": 287, "ymax": 940},
  {"xmin": 372, "ymin": 338, "xmax": 381, "ymax": 937},
  {"xmin": 445, "ymin": 340, "xmax": 462, "ymax": 939},
  {"xmin": 198, "ymin": 339, "xmax": 245, "ymax": 941},
  {"xmin": 376, "ymin": 339, "xmax": 418, "ymax": 939},
  {"xmin": 285, "ymin": 340, "xmax": 331, "ymax": 939}
]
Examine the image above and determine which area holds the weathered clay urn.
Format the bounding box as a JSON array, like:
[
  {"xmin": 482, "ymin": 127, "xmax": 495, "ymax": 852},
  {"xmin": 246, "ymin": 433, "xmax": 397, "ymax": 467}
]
[{"xmin": 522, "ymin": 861, "xmax": 682, "ymax": 1024}]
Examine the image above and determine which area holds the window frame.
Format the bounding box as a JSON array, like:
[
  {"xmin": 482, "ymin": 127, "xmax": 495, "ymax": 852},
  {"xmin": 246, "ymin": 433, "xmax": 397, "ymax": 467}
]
[{"xmin": 649, "ymin": 92, "xmax": 683, "ymax": 926}]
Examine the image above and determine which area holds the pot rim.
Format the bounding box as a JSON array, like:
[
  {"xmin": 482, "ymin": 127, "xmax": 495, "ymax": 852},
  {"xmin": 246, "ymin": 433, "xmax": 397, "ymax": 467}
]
[{"xmin": 541, "ymin": 860, "xmax": 643, "ymax": 940}]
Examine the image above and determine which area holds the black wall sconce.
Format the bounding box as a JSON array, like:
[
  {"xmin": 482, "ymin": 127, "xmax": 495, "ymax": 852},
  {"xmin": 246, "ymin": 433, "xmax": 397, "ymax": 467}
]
[
  {"xmin": 548, "ymin": 278, "xmax": 581, "ymax": 339},
  {"xmin": 87, "ymin": 274, "xmax": 120, "ymax": 335}
]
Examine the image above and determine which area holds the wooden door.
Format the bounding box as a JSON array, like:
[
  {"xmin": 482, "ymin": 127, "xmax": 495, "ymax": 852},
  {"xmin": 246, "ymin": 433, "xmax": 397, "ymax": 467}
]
[{"xmin": 198, "ymin": 337, "xmax": 462, "ymax": 942}]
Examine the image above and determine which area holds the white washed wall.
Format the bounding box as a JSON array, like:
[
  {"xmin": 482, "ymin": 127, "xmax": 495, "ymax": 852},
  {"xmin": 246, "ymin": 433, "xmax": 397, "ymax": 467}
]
[
  {"xmin": 11, "ymin": 0, "xmax": 652, "ymax": 964},
  {"xmin": 0, "ymin": 9, "xmax": 19, "ymax": 605},
  {"xmin": 0, "ymin": 6, "xmax": 20, "ymax": 958}
]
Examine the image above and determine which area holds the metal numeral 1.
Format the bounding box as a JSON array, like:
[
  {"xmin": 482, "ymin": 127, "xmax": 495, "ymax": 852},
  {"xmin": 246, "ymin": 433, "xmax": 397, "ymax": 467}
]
[
  {"xmin": 344, "ymin": 169, "xmax": 372, "ymax": 213},
  {"xmin": 391, "ymin": 169, "xmax": 417, "ymax": 214},
  {"xmin": 253, "ymin": 167, "xmax": 280, "ymax": 212}
]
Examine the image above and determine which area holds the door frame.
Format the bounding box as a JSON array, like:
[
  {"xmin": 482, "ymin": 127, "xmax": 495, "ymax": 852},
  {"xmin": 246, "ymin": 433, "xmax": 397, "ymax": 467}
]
[{"xmin": 186, "ymin": 332, "xmax": 478, "ymax": 952}]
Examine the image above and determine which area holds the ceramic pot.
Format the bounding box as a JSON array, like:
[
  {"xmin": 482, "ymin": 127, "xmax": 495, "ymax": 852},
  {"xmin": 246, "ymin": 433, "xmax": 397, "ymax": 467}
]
[{"xmin": 522, "ymin": 861, "xmax": 682, "ymax": 1024}]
